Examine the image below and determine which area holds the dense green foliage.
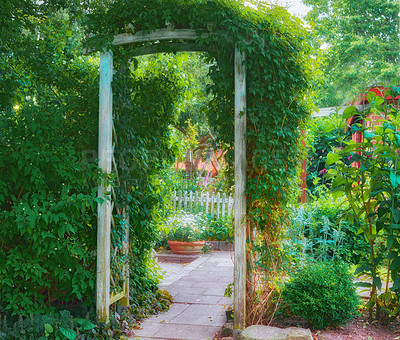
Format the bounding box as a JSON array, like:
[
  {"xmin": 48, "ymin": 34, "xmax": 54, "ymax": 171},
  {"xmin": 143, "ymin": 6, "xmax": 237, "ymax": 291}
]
[
  {"xmin": 326, "ymin": 86, "xmax": 400, "ymax": 321},
  {"xmin": 0, "ymin": 0, "xmax": 179, "ymax": 328},
  {"xmin": 0, "ymin": 11, "xmax": 100, "ymax": 316},
  {"xmin": 158, "ymin": 167, "xmax": 200, "ymax": 193},
  {"xmin": 288, "ymin": 196, "xmax": 369, "ymax": 264},
  {"xmin": 0, "ymin": 310, "xmax": 100, "ymax": 340},
  {"xmin": 283, "ymin": 261, "xmax": 359, "ymax": 330},
  {"xmin": 203, "ymin": 215, "xmax": 233, "ymax": 242},
  {"xmin": 304, "ymin": 0, "xmax": 399, "ymax": 106},
  {"xmin": 306, "ymin": 112, "xmax": 348, "ymax": 196}
]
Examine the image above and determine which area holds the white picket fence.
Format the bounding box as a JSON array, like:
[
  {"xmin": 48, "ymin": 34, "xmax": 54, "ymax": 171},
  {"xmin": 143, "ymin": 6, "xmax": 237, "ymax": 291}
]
[{"xmin": 172, "ymin": 190, "xmax": 234, "ymax": 218}]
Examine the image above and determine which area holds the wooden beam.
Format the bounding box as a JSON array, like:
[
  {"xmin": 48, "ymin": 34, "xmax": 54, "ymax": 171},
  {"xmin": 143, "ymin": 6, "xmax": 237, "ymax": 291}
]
[
  {"xmin": 109, "ymin": 291, "xmax": 125, "ymax": 306},
  {"xmin": 96, "ymin": 51, "xmax": 113, "ymax": 322},
  {"xmin": 113, "ymin": 28, "xmax": 203, "ymax": 46},
  {"xmin": 234, "ymin": 47, "xmax": 247, "ymax": 332},
  {"xmin": 126, "ymin": 42, "xmax": 209, "ymax": 57}
]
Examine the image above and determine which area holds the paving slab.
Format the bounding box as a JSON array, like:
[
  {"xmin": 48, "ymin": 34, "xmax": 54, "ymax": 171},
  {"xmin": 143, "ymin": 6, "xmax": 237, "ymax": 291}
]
[
  {"xmin": 153, "ymin": 324, "xmax": 221, "ymax": 340},
  {"xmin": 172, "ymin": 293, "xmax": 221, "ymax": 305},
  {"xmin": 168, "ymin": 303, "xmax": 227, "ymax": 326},
  {"xmin": 131, "ymin": 251, "xmax": 234, "ymax": 340}
]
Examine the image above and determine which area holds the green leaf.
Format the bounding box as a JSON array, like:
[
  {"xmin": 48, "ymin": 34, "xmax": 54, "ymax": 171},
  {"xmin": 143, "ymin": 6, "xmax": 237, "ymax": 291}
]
[
  {"xmin": 373, "ymin": 276, "xmax": 382, "ymax": 291},
  {"xmin": 45, "ymin": 323, "xmax": 54, "ymax": 334},
  {"xmin": 332, "ymin": 176, "xmax": 346, "ymax": 189},
  {"xmin": 59, "ymin": 328, "xmax": 76, "ymax": 340},
  {"xmin": 387, "ymin": 235, "xmax": 394, "ymax": 249},
  {"xmin": 354, "ymin": 264, "xmax": 370, "ymax": 275},
  {"xmin": 389, "ymin": 223, "xmax": 400, "ymax": 230},
  {"xmin": 364, "ymin": 131, "xmax": 375, "ymax": 140},
  {"xmin": 392, "ymin": 278, "xmax": 400, "ymax": 292},
  {"xmin": 75, "ymin": 319, "xmax": 96, "ymax": 331},
  {"xmin": 355, "ymin": 282, "xmax": 372, "ymax": 288},
  {"xmin": 343, "ymin": 106, "xmax": 358, "ymax": 119},
  {"xmin": 390, "ymin": 257, "xmax": 400, "ymax": 271},
  {"xmin": 326, "ymin": 152, "xmax": 341, "ymax": 166},
  {"xmin": 390, "ymin": 171, "xmax": 397, "ymax": 189},
  {"xmin": 392, "ymin": 208, "xmax": 400, "ymax": 224}
]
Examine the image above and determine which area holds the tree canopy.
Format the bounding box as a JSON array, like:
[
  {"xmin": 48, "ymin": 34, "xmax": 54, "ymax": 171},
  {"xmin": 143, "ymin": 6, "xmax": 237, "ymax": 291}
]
[{"xmin": 304, "ymin": 0, "xmax": 399, "ymax": 107}]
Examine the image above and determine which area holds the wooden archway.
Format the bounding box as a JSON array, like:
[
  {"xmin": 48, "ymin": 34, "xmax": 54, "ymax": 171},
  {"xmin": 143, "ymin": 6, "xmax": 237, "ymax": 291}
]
[{"xmin": 95, "ymin": 27, "xmax": 247, "ymax": 330}]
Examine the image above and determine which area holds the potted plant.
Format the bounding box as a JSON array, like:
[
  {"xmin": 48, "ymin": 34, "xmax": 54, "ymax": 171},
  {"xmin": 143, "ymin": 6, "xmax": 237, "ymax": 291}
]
[{"xmin": 163, "ymin": 211, "xmax": 207, "ymax": 255}]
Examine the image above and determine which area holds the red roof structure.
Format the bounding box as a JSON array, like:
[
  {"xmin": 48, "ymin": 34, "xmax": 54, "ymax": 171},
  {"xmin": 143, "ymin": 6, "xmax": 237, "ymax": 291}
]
[{"xmin": 356, "ymin": 85, "xmax": 399, "ymax": 105}]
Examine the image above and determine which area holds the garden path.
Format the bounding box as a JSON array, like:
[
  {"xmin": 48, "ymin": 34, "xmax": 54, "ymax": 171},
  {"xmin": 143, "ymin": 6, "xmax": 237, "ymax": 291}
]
[{"xmin": 131, "ymin": 251, "xmax": 234, "ymax": 340}]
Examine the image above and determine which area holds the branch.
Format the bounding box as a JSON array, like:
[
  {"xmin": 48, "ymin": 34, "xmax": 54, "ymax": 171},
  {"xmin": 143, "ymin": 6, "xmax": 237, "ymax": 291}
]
[{"xmin": 48, "ymin": 84, "xmax": 64, "ymax": 105}]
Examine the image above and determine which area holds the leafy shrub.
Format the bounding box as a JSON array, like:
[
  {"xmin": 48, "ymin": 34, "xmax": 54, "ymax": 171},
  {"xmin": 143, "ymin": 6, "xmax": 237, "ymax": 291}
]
[
  {"xmin": 283, "ymin": 260, "xmax": 359, "ymax": 330},
  {"xmin": 287, "ymin": 195, "xmax": 369, "ymax": 264},
  {"xmin": 203, "ymin": 215, "xmax": 233, "ymax": 241},
  {"xmin": 0, "ymin": 106, "xmax": 100, "ymax": 316},
  {"xmin": 0, "ymin": 10, "xmax": 101, "ymax": 316}
]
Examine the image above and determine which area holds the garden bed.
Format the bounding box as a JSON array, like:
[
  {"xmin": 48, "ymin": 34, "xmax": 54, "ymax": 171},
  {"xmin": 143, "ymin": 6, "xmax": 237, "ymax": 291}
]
[
  {"xmin": 213, "ymin": 314, "xmax": 400, "ymax": 340},
  {"xmin": 270, "ymin": 313, "xmax": 400, "ymax": 340}
]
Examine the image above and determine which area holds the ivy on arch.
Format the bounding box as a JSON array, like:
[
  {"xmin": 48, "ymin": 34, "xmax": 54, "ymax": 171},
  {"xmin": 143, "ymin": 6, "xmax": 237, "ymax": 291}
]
[{"xmin": 85, "ymin": 0, "xmax": 314, "ymax": 327}]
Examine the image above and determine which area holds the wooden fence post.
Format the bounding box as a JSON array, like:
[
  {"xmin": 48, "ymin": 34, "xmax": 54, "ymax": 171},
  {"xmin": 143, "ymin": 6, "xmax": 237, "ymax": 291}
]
[
  {"xmin": 234, "ymin": 46, "xmax": 246, "ymax": 332},
  {"xmin": 96, "ymin": 51, "xmax": 113, "ymax": 322}
]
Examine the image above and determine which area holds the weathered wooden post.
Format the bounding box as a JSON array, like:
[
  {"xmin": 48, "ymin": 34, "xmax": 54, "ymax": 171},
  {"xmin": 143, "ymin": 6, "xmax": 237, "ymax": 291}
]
[
  {"xmin": 97, "ymin": 51, "xmax": 113, "ymax": 322},
  {"xmin": 234, "ymin": 46, "xmax": 247, "ymax": 332},
  {"xmin": 119, "ymin": 210, "xmax": 130, "ymax": 307}
]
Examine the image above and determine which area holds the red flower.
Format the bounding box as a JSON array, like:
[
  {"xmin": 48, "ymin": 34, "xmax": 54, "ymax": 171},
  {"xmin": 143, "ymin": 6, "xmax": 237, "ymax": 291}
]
[{"xmin": 319, "ymin": 168, "xmax": 327, "ymax": 174}]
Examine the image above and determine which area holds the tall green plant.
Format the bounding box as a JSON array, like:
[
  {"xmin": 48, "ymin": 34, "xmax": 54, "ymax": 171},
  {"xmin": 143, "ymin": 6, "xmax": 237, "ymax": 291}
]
[{"xmin": 326, "ymin": 85, "xmax": 400, "ymax": 321}]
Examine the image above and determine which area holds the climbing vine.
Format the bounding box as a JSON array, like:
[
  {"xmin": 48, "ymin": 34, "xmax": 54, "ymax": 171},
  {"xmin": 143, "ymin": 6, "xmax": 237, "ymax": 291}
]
[{"xmin": 85, "ymin": 0, "xmax": 314, "ymax": 324}]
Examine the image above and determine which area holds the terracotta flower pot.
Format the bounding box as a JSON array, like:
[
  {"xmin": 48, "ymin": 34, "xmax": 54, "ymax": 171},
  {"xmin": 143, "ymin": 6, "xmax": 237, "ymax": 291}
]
[{"xmin": 167, "ymin": 240, "xmax": 205, "ymax": 255}]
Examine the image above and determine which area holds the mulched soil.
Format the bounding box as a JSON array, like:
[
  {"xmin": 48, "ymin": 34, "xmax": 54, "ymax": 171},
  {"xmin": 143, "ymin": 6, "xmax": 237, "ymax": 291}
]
[
  {"xmin": 214, "ymin": 313, "xmax": 400, "ymax": 339},
  {"xmin": 271, "ymin": 312, "xmax": 400, "ymax": 340}
]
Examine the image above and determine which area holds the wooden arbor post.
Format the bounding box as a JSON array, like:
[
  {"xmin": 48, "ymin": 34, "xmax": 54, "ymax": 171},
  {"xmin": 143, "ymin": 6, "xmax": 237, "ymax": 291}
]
[
  {"xmin": 97, "ymin": 51, "xmax": 113, "ymax": 322},
  {"xmin": 234, "ymin": 46, "xmax": 247, "ymax": 331}
]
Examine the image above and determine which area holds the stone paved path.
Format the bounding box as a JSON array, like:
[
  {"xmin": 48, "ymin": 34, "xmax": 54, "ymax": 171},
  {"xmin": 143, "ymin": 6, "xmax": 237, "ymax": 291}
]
[{"xmin": 131, "ymin": 251, "xmax": 234, "ymax": 340}]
